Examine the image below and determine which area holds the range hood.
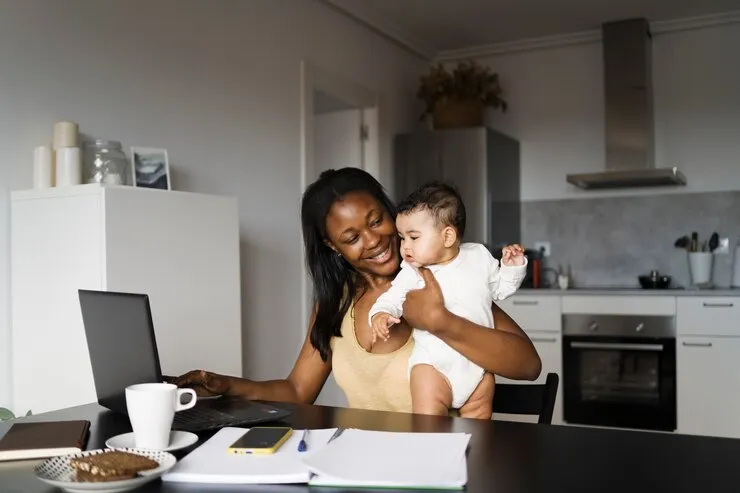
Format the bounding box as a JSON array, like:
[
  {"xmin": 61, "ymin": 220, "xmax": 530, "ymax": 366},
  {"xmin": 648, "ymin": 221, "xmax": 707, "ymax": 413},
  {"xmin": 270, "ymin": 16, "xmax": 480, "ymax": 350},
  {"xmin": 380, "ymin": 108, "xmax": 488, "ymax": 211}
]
[{"xmin": 566, "ymin": 18, "xmax": 687, "ymax": 190}]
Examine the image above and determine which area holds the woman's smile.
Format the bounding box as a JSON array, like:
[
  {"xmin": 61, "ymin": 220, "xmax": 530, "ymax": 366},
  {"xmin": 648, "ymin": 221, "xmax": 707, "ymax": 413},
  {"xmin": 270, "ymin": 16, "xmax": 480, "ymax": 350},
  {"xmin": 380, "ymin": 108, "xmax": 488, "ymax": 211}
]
[{"xmin": 365, "ymin": 243, "xmax": 393, "ymax": 264}]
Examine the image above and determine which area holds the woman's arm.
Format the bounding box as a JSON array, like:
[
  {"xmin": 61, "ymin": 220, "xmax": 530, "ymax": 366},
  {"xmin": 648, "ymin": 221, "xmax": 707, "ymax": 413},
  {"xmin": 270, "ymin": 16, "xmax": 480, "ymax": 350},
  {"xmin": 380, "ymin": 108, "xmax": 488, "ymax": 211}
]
[
  {"xmin": 173, "ymin": 310, "xmax": 332, "ymax": 404},
  {"xmin": 402, "ymin": 268, "xmax": 541, "ymax": 380}
]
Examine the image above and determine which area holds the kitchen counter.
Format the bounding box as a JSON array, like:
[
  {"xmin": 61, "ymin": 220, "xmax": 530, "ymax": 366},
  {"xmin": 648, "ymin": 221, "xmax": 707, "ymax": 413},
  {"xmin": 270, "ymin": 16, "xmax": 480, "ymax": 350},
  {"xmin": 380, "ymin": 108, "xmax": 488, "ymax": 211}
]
[{"xmin": 516, "ymin": 287, "xmax": 740, "ymax": 296}]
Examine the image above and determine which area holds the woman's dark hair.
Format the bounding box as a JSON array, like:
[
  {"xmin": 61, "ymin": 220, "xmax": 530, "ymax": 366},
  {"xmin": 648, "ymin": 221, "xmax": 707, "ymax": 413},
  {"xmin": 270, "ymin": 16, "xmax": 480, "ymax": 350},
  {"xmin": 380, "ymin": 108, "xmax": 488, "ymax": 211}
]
[{"xmin": 301, "ymin": 167, "xmax": 397, "ymax": 361}]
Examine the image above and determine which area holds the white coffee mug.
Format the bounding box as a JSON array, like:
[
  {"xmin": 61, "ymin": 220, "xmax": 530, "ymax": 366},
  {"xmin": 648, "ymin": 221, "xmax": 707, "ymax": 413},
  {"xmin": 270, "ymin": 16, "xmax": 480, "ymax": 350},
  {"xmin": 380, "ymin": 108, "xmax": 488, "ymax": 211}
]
[{"xmin": 125, "ymin": 383, "xmax": 197, "ymax": 450}]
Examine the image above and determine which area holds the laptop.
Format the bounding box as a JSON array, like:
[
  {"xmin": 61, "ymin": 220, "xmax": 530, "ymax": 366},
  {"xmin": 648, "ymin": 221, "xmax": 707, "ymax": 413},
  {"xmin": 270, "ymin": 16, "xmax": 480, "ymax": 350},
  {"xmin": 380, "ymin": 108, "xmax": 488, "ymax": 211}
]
[{"xmin": 78, "ymin": 289, "xmax": 291, "ymax": 432}]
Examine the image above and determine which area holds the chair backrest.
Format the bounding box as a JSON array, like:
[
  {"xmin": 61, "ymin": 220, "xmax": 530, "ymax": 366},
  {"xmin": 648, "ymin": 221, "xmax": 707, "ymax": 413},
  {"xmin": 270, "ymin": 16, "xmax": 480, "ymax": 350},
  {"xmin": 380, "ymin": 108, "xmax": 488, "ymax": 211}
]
[{"xmin": 492, "ymin": 373, "xmax": 559, "ymax": 424}]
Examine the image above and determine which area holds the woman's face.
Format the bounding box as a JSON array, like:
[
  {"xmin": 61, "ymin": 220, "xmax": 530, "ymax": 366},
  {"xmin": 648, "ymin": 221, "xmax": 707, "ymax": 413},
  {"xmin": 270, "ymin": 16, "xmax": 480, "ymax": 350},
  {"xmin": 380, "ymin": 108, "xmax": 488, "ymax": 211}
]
[{"xmin": 324, "ymin": 191, "xmax": 400, "ymax": 279}]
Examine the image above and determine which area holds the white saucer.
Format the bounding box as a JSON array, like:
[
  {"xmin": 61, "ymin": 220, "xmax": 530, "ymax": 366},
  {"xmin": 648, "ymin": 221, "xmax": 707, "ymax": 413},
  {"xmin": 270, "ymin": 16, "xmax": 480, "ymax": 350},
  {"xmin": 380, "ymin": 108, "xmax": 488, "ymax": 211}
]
[
  {"xmin": 35, "ymin": 448, "xmax": 176, "ymax": 493},
  {"xmin": 105, "ymin": 431, "xmax": 198, "ymax": 452}
]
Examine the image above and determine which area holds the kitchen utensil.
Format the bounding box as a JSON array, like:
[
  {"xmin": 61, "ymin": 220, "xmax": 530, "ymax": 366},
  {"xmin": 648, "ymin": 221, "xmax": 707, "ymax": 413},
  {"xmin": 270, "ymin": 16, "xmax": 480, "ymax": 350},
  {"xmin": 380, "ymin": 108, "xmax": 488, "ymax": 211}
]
[
  {"xmin": 690, "ymin": 232, "xmax": 699, "ymax": 252},
  {"xmin": 708, "ymin": 232, "xmax": 719, "ymax": 252},
  {"xmin": 638, "ymin": 270, "xmax": 672, "ymax": 289},
  {"xmin": 674, "ymin": 235, "xmax": 690, "ymax": 250}
]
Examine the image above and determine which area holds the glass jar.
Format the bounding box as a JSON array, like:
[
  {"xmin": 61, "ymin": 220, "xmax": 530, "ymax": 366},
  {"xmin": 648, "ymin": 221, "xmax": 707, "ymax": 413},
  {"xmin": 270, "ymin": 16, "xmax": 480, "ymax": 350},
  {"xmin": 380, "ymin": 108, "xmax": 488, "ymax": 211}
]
[{"xmin": 83, "ymin": 140, "xmax": 129, "ymax": 185}]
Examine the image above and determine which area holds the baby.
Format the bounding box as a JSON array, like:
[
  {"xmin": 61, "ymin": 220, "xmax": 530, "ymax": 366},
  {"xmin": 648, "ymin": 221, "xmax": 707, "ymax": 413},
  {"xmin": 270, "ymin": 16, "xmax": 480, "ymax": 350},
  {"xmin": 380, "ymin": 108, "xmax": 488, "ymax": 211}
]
[{"xmin": 369, "ymin": 182, "xmax": 526, "ymax": 418}]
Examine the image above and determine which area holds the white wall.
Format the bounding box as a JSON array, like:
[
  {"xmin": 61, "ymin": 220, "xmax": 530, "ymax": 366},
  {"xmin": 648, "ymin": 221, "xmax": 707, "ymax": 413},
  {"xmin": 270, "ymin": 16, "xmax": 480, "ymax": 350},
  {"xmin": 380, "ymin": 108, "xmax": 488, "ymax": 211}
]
[
  {"xmin": 479, "ymin": 22, "xmax": 740, "ymax": 201},
  {"xmin": 0, "ymin": 0, "xmax": 425, "ymax": 409},
  {"xmin": 314, "ymin": 109, "xmax": 363, "ymax": 172}
]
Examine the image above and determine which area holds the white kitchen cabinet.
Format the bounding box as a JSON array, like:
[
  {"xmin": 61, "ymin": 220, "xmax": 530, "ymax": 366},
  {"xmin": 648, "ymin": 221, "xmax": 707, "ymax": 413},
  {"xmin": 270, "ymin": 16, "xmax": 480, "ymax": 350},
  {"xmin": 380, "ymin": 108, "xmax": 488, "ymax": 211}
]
[
  {"xmin": 562, "ymin": 295, "xmax": 675, "ymax": 316},
  {"xmin": 11, "ymin": 184, "xmax": 242, "ymax": 415},
  {"xmin": 495, "ymin": 332, "xmax": 563, "ymax": 425},
  {"xmin": 677, "ymin": 336, "xmax": 740, "ymax": 438},
  {"xmin": 495, "ymin": 295, "xmax": 563, "ymax": 425},
  {"xmin": 677, "ymin": 297, "xmax": 740, "ymax": 337},
  {"xmin": 497, "ymin": 295, "xmax": 561, "ymax": 332},
  {"xmin": 530, "ymin": 332, "xmax": 563, "ymax": 425}
]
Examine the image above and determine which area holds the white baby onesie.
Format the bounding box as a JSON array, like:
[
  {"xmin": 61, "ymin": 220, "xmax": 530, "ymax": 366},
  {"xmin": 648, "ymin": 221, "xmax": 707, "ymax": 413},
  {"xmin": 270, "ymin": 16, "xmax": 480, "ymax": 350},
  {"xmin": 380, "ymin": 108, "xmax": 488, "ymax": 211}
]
[{"xmin": 369, "ymin": 243, "xmax": 527, "ymax": 408}]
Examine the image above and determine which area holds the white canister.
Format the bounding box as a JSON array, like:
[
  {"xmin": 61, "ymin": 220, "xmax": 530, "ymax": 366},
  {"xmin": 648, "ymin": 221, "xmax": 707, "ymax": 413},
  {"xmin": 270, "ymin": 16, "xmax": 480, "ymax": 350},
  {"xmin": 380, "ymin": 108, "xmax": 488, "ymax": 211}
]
[
  {"xmin": 55, "ymin": 147, "xmax": 82, "ymax": 186},
  {"xmin": 33, "ymin": 145, "xmax": 54, "ymax": 188},
  {"xmin": 688, "ymin": 252, "xmax": 713, "ymax": 287},
  {"xmin": 732, "ymin": 243, "xmax": 740, "ymax": 288}
]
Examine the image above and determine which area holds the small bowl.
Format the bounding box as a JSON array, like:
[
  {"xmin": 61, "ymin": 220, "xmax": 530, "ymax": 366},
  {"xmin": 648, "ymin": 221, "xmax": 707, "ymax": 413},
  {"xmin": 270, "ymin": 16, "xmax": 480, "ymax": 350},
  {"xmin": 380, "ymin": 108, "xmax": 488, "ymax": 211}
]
[{"xmin": 638, "ymin": 275, "xmax": 672, "ymax": 289}]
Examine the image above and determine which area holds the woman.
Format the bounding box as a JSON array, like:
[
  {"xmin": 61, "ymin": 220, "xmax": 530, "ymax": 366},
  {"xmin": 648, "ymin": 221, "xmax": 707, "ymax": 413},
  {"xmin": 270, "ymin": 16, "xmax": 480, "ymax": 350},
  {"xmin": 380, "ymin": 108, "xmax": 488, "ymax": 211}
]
[{"xmin": 174, "ymin": 168, "xmax": 541, "ymax": 414}]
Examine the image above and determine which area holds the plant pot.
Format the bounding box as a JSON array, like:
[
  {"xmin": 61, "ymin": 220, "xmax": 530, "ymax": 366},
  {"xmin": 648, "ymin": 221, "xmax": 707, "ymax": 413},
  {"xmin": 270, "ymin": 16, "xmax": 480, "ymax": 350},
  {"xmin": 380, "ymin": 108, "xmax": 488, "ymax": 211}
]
[{"xmin": 432, "ymin": 99, "xmax": 484, "ymax": 129}]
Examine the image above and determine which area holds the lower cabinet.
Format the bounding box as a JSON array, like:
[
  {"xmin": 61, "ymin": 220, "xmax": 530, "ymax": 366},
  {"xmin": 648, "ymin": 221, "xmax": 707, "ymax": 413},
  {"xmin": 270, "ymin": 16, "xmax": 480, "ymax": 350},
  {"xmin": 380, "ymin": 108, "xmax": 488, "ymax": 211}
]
[
  {"xmin": 496, "ymin": 332, "xmax": 563, "ymax": 425},
  {"xmin": 531, "ymin": 332, "xmax": 563, "ymax": 425},
  {"xmin": 677, "ymin": 336, "xmax": 740, "ymax": 438}
]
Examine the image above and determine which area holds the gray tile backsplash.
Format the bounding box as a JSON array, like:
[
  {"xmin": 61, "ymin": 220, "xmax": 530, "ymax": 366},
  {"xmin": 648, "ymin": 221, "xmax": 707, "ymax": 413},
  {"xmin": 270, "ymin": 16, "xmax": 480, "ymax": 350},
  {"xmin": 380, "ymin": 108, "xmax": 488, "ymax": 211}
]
[{"xmin": 521, "ymin": 191, "xmax": 740, "ymax": 288}]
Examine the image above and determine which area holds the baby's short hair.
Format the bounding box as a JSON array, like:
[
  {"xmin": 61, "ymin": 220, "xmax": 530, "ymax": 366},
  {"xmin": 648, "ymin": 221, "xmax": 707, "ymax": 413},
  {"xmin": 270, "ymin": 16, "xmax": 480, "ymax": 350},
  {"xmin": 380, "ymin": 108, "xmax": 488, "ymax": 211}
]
[{"xmin": 396, "ymin": 181, "xmax": 466, "ymax": 237}]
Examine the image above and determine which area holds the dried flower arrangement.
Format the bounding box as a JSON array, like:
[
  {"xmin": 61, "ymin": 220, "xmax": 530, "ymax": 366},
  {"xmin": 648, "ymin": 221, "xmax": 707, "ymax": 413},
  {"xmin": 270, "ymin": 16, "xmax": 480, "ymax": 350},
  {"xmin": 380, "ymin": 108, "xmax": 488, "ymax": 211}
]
[{"xmin": 416, "ymin": 60, "xmax": 507, "ymax": 128}]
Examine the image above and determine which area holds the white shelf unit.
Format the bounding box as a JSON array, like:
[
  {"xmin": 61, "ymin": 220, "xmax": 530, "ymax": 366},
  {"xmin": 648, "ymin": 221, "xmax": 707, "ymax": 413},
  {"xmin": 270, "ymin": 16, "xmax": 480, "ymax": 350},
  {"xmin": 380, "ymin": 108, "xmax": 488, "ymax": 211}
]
[{"xmin": 11, "ymin": 184, "xmax": 242, "ymax": 414}]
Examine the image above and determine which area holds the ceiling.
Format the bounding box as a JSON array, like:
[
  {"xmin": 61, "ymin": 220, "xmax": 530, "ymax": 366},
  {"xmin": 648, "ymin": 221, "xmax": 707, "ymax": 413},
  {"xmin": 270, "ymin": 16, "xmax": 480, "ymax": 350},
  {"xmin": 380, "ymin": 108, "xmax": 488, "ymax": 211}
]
[{"xmin": 324, "ymin": 0, "xmax": 740, "ymax": 58}]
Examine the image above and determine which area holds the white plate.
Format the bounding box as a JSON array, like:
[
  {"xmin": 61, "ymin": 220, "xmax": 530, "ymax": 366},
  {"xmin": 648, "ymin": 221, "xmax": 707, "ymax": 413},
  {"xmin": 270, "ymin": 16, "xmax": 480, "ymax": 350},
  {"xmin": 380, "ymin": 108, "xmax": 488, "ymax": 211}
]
[
  {"xmin": 105, "ymin": 431, "xmax": 198, "ymax": 452},
  {"xmin": 34, "ymin": 448, "xmax": 177, "ymax": 493}
]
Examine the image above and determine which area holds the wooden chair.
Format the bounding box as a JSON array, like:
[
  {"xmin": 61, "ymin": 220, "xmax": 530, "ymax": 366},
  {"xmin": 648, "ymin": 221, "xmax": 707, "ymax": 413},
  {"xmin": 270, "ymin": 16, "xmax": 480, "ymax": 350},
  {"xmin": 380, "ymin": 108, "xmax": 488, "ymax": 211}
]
[{"xmin": 493, "ymin": 373, "xmax": 559, "ymax": 424}]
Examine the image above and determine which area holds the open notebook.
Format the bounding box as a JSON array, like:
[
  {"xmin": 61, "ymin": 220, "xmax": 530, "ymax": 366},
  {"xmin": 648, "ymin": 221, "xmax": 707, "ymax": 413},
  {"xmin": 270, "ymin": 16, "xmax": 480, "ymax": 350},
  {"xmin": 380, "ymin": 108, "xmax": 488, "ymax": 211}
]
[
  {"xmin": 304, "ymin": 429, "xmax": 470, "ymax": 489},
  {"xmin": 162, "ymin": 427, "xmax": 470, "ymax": 489}
]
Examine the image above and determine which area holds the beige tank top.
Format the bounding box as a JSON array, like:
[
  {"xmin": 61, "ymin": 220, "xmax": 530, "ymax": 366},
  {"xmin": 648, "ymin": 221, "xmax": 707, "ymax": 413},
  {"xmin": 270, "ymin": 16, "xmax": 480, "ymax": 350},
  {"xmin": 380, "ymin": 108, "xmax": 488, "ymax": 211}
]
[{"xmin": 330, "ymin": 305, "xmax": 414, "ymax": 413}]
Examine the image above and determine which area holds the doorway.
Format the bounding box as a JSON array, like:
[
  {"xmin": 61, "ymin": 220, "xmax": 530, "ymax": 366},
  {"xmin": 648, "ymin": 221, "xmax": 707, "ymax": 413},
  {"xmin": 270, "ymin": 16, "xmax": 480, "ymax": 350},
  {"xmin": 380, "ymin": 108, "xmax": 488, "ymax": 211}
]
[{"xmin": 299, "ymin": 61, "xmax": 379, "ymax": 406}]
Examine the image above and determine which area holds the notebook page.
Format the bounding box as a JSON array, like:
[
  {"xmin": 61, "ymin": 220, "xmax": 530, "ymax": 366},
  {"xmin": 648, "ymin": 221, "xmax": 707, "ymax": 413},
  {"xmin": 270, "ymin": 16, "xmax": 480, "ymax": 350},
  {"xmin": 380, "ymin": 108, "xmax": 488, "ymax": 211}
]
[
  {"xmin": 309, "ymin": 453, "xmax": 467, "ymax": 489},
  {"xmin": 162, "ymin": 427, "xmax": 337, "ymax": 484},
  {"xmin": 303, "ymin": 429, "xmax": 470, "ymax": 489}
]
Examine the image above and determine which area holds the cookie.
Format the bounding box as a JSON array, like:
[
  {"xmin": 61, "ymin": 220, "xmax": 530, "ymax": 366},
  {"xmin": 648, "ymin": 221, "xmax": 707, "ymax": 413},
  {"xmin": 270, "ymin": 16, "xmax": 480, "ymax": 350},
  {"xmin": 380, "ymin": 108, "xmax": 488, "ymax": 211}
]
[{"xmin": 70, "ymin": 450, "xmax": 159, "ymax": 482}]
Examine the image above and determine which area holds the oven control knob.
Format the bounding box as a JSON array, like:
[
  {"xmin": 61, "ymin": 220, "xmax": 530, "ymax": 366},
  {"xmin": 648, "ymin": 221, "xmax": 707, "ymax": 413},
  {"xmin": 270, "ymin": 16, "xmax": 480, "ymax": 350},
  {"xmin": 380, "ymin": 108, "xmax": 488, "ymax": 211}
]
[
  {"xmin": 588, "ymin": 321, "xmax": 598, "ymax": 332},
  {"xmin": 635, "ymin": 323, "xmax": 644, "ymax": 333}
]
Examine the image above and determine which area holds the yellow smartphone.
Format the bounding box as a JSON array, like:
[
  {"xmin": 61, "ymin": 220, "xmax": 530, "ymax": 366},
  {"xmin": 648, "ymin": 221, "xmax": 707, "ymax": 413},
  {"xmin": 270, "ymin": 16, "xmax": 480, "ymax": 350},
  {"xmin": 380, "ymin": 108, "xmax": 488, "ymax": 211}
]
[{"xmin": 227, "ymin": 427, "xmax": 293, "ymax": 455}]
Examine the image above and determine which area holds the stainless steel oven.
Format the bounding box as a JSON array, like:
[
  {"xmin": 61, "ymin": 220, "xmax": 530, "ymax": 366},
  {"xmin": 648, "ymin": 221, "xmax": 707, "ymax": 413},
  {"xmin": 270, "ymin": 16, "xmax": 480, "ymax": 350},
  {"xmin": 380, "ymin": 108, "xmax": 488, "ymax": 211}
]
[{"xmin": 563, "ymin": 314, "xmax": 676, "ymax": 431}]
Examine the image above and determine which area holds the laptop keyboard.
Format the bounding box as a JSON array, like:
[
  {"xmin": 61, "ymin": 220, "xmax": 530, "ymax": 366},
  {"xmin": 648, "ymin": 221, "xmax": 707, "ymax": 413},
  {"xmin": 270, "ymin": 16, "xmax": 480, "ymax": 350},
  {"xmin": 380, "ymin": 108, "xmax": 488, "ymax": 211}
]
[
  {"xmin": 171, "ymin": 403, "xmax": 289, "ymax": 432},
  {"xmin": 173, "ymin": 406, "xmax": 245, "ymax": 432}
]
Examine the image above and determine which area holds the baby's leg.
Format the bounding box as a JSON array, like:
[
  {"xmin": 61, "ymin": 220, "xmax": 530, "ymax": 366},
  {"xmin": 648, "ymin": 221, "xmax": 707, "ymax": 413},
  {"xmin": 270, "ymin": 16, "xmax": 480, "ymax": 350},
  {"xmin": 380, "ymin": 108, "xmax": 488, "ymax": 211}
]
[
  {"xmin": 458, "ymin": 373, "xmax": 495, "ymax": 420},
  {"xmin": 410, "ymin": 364, "xmax": 452, "ymax": 416}
]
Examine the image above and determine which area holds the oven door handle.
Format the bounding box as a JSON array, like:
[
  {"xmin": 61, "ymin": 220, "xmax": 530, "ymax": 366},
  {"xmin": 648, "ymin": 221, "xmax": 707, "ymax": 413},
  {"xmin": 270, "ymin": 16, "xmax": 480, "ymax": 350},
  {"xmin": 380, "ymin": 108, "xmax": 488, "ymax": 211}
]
[{"xmin": 569, "ymin": 341, "xmax": 664, "ymax": 352}]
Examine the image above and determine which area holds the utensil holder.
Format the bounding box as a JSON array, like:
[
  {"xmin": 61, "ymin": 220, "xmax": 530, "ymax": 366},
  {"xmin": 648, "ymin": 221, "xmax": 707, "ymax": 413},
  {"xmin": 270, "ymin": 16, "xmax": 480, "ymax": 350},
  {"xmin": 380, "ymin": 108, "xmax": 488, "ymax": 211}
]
[{"xmin": 688, "ymin": 252, "xmax": 713, "ymax": 287}]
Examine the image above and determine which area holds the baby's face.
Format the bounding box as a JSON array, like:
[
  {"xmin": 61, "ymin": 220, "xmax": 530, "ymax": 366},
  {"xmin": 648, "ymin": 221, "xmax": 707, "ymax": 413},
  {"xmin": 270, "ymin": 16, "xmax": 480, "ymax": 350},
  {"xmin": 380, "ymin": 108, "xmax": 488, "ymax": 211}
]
[{"xmin": 396, "ymin": 210, "xmax": 449, "ymax": 268}]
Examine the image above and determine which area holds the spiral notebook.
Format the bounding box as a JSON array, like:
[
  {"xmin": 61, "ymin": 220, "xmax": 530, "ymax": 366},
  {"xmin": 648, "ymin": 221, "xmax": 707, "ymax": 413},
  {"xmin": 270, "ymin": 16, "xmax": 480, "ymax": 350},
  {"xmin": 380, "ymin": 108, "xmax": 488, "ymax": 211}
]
[{"xmin": 162, "ymin": 427, "xmax": 470, "ymax": 489}]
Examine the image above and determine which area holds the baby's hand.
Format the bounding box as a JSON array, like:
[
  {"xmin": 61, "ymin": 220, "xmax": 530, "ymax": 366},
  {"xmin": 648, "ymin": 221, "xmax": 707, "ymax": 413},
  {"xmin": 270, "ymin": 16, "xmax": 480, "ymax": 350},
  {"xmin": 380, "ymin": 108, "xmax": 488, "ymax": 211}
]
[
  {"xmin": 371, "ymin": 312, "xmax": 400, "ymax": 344},
  {"xmin": 502, "ymin": 244, "xmax": 525, "ymax": 266}
]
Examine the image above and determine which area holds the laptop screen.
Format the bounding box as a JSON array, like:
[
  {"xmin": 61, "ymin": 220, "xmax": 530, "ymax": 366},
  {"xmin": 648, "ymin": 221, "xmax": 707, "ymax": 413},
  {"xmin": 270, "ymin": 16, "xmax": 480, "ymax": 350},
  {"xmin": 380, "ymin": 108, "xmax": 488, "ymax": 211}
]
[{"xmin": 78, "ymin": 290, "xmax": 163, "ymax": 413}]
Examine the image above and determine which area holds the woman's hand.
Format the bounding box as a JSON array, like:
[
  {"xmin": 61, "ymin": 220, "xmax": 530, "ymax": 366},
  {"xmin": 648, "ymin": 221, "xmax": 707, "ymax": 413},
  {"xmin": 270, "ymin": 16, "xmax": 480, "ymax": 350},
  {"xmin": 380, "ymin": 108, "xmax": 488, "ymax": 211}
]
[
  {"xmin": 172, "ymin": 370, "xmax": 232, "ymax": 397},
  {"xmin": 402, "ymin": 267, "xmax": 451, "ymax": 334},
  {"xmin": 403, "ymin": 267, "xmax": 541, "ymax": 381}
]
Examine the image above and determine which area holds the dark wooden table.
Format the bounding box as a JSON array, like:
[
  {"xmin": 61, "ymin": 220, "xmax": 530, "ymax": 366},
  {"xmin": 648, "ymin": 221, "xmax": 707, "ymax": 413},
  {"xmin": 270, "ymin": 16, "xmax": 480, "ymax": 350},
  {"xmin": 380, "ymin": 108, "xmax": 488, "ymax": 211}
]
[{"xmin": 2, "ymin": 401, "xmax": 740, "ymax": 492}]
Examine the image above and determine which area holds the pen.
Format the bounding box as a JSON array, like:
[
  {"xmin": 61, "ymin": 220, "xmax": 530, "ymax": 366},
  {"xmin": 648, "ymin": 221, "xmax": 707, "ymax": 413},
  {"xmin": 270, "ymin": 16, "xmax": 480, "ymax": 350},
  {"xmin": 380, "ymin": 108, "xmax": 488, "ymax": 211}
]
[
  {"xmin": 327, "ymin": 428, "xmax": 344, "ymax": 444},
  {"xmin": 298, "ymin": 429, "xmax": 309, "ymax": 452}
]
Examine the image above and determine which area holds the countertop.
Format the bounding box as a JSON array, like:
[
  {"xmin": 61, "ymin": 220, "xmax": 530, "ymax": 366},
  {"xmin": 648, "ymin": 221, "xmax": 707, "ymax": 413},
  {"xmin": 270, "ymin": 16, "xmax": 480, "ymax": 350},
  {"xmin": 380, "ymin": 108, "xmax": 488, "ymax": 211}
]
[{"xmin": 516, "ymin": 287, "xmax": 740, "ymax": 297}]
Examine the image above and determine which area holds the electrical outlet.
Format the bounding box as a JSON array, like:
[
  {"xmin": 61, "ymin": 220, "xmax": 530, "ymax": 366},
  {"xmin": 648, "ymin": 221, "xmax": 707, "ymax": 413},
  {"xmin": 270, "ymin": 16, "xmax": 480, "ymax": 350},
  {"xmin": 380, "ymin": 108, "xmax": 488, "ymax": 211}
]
[
  {"xmin": 534, "ymin": 241, "xmax": 551, "ymax": 257},
  {"xmin": 716, "ymin": 237, "xmax": 730, "ymax": 254}
]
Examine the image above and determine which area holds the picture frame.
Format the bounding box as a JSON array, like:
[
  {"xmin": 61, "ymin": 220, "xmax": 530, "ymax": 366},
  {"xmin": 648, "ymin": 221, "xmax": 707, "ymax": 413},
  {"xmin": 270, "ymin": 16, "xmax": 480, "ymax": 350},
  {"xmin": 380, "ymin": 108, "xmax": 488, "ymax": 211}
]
[{"xmin": 131, "ymin": 147, "xmax": 171, "ymax": 190}]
